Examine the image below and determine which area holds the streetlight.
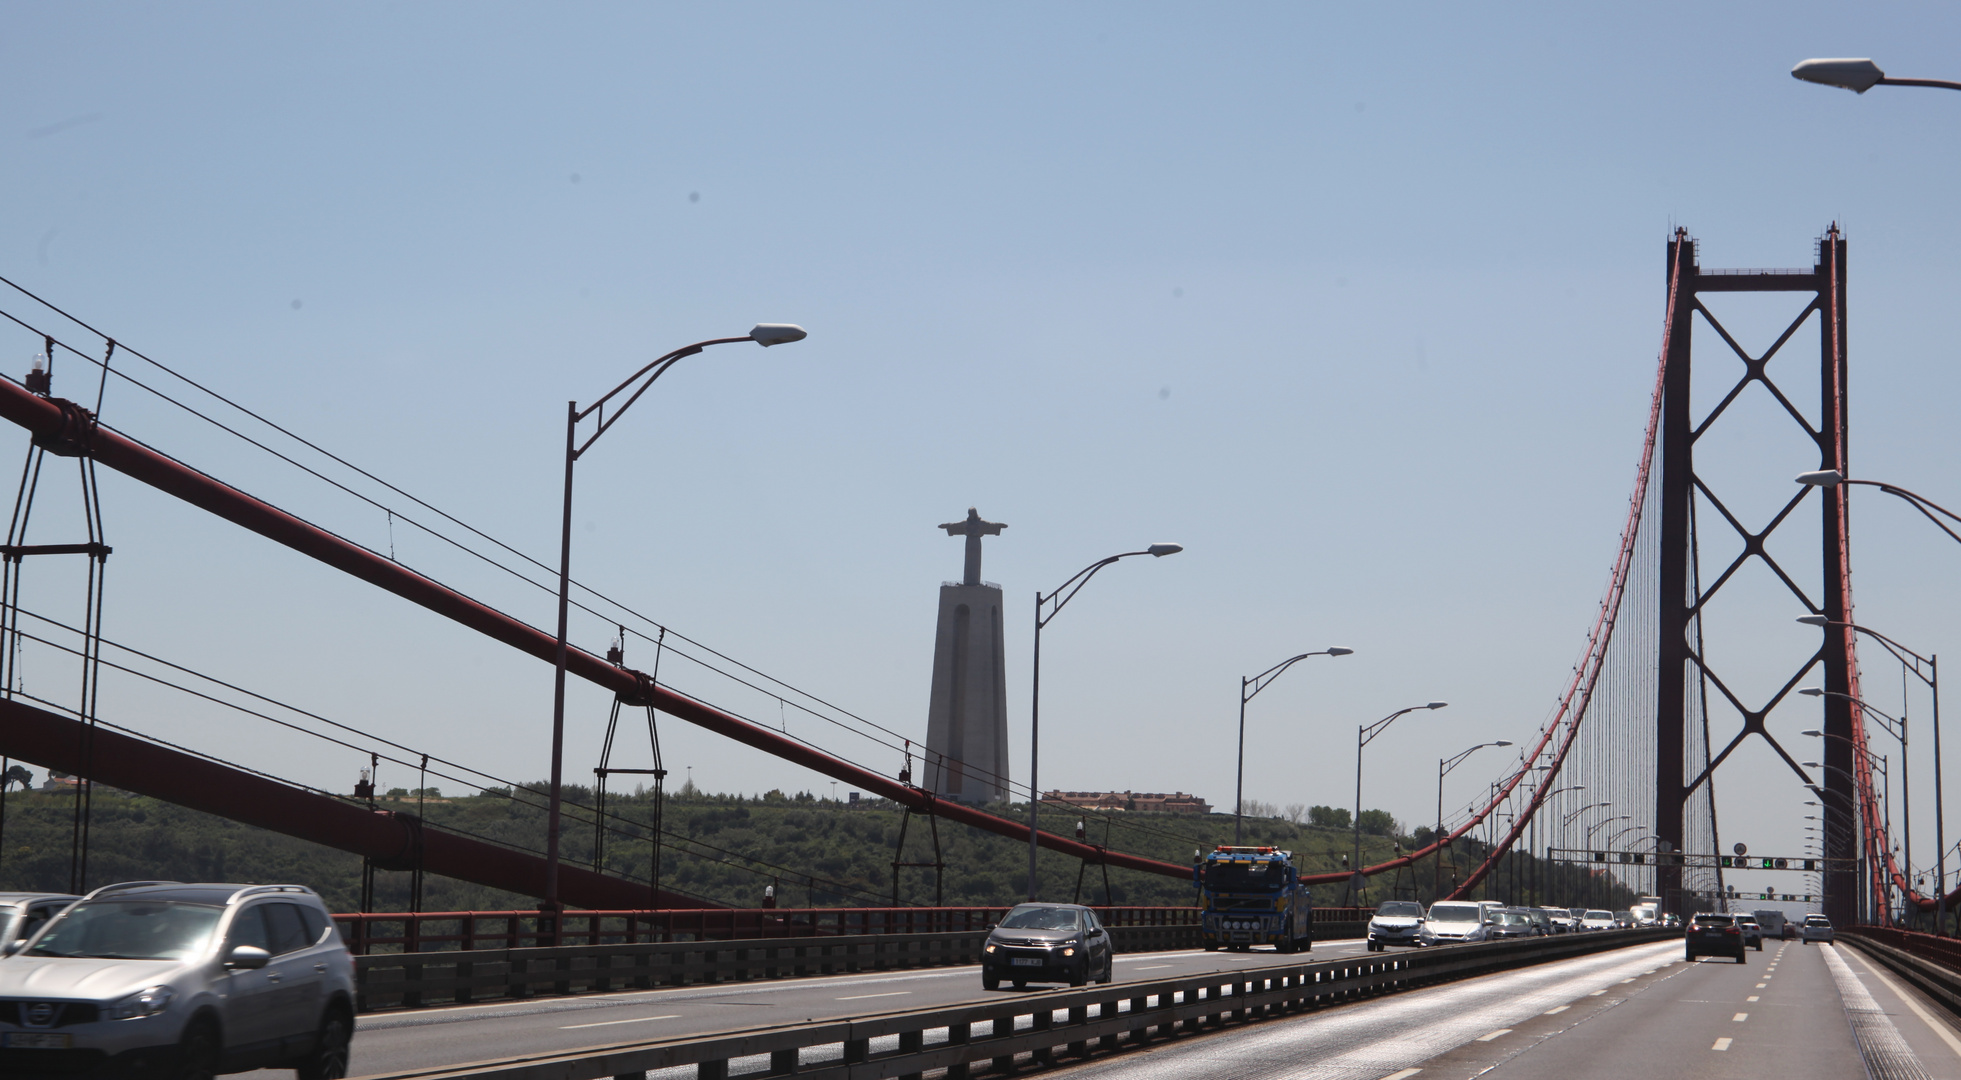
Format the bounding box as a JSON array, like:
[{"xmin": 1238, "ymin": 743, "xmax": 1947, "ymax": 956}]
[
  {"xmin": 1237, "ymin": 647, "xmax": 1354, "ymax": 844},
  {"xmin": 1563, "ymin": 802, "xmax": 1612, "ymax": 828},
  {"xmin": 1798, "ymin": 613, "xmax": 1946, "ymax": 935},
  {"xmin": 1792, "ymin": 59, "xmax": 1961, "ymax": 94},
  {"xmin": 1802, "ymin": 693, "xmax": 1908, "ymax": 918},
  {"xmin": 1027, "ymin": 542, "xmax": 1184, "ymax": 899},
  {"xmin": 544, "ymin": 323, "xmax": 807, "ymax": 911},
  {"xmin": 1352, "ymin": 702, "xmax": 1447, "ymax": 901},
  {"xmin": 1435, "ymin": 740, "xmax": 1511, "ymax": 897},
  {"xmin": 1586, "ymin": 815, "xmax": 1632, "ymax": 845}
]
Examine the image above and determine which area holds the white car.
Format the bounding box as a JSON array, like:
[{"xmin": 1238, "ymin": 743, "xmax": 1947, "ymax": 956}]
[
  {"xmin": 0, "ymin": 893, "xmax": 79, "ymax": 955},
  {"xmin": 1580, "ymin": 909, "xmax": 1618, "ymax": 931},
  {"xmin": 1799, "ymin": 914, "xmax": 1836, "ymax": 944},
  {"xmin": 1419, "ymin": 901, "xmax": 1489, "ymax": 946},
  {"xmin": 1367, "ymin": 901, "xmax": 1426, "ymax": 951},
  {"xmin": 0, "ymin": 880, "xmax": 356, "ymax": 1079}
]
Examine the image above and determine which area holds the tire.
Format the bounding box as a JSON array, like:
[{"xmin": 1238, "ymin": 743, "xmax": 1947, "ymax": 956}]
[
  {"xmin": 1013, "ymin": 979, "xmax": 1026, "ymax": 990},
  {"xmin": 295, "ymin": 1008, "xmax": 352, "ymax": 1080},
  {"xmin": 1686, "ymin": 951, "xmax": 1696, "ymax": 961},
  {"xmin": 1070, "ymin": 959, "xmax": 1088, "ymax": 987},
  {"xmin": 1736, "ymin": 955, "xmax": 1746, "ymax": 964},
  {"xmin": 983, "ymin": 971, "xmax": 1000, "ymax": 991},
  {"xmin": 175, "ymin": 1017, "xmax": 221, "ymax": 1080},
  {"xmin": 1098, "ymin": 955, "xmax": 1114, "ymax": 984},
  {"xmin": 1202, "ymin": 942, "xmax": 1218, "ymax": 952}
]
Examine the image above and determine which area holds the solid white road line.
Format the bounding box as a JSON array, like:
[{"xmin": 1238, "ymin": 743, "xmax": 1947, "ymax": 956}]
[
  {"xmin": 1712, "ymin": 1037, "xmax": 1733, "ymax": 1051},
  {"xmin": 1134, "ymin": 964, "xmax": 1172, "ymax": 970},
  {"xmin": 1476, "ymin": 1029, "xmax": 1512, "ymax": 1042},
  {"xmin": 560, "ymin": 1014, "xmax": 680, "ymax": 1030},
  {"xmin": 1843, "ymin": 946, "xmax": 1961, "ymax": 1060},
  {"xmin": 836, "ymin": 991, "xmax": 911, "ymax": 1001}
]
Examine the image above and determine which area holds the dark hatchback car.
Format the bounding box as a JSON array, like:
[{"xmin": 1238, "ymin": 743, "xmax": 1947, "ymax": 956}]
[
  {"xmin": 981, "ymin": 903, "xmax": 1114, "ymax": 990},
  {"xmin": 1685, "ymin": 912, "xmax": 1747, "ymax": 962}
]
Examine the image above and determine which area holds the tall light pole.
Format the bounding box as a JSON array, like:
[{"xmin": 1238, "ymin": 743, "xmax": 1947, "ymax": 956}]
[
  {"xmin": 1802, "ymin": 687, "xmax": 1911, "ymax": 923},
  {"xmin": 544, "ymin": 323, "xmax": 808, "ymax": 911},
  {"xmin": 1237, "ymin": 648, "xmax": 1354, "ymax": 845},
  {"xmin": 1437, "ymin": 740, "xmax": 1512, "ymax": 898},
  {"xmin": 1353, "ymin": 701, "xmax": 1447, "ymax": 903},
  {"xmin": 1798, "ymin": 611, "xmax": 1946, "ymax": 935},
  {"xmin": 1027, "ymin": 542, "xmax": 1184, "ymax": 900}
]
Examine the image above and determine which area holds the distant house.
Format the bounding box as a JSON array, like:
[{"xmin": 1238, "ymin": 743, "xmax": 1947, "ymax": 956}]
[{"xmin": 1044, "ymin": 789, "xmax": 1211, "ymax": 814}]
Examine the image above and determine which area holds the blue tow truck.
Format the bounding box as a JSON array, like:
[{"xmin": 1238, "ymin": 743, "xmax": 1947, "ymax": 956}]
[{"xmin": 1196, "ymin": 845, "xmax": 1313, "ymax": 953}]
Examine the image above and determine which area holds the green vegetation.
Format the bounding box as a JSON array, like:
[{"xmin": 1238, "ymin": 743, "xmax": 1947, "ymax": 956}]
[{"xmin": 0, "ymin": 784, "xmax": 1640, "ymax": 913}]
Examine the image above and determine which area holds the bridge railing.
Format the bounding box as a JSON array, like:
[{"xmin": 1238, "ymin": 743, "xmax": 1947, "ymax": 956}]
[
  {"xmin": 332, "ymin": 906, "xmax": 1213, "ymax": 955},
  {"xmin": 333, "ymin": 905, "xmax": 1370, "ymax": 955}
]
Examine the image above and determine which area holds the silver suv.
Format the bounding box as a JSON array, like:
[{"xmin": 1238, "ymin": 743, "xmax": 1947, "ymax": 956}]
[
  {"xmin": 0, "ymin": 894, "xmax": 80, "ymax": 955},
  {"xmin": 0, "ymin": 881, "xmax": 355, "ymax": 1079}
]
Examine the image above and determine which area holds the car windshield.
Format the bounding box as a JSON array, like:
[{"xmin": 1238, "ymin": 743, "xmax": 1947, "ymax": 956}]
[
  {"xmin": 27, "ymin": 900, "xmax": 222, "ymax": 961},
  {"xmin": 1377, "ymin": 902, "xmax": 1423, "ymax": 917},
  {"xmin": 999, "ymin": 906, "xmax": 1082, "ymax": 931},
  {"xmin": 1805, "ymin": 916, "xmax": 1831, "ymax": 926},
  {"xmin": 1428, "ymin": 903, "xmax": 1480, "ymax": 923},
  {"xmin": 1585, "ymin": 910, "xmax": 1612, "ymax": 920},
  {"xmin": 1204, "ymin": 860, "xmax": 1288, "ymax": 892},
  {"xmin": 1692, "ymin": 915, "xmax": 1733, "ymax": 926},
  {"xmin": 1494, "ymin": 912, "xmax": 1528, "ymax": 925}
]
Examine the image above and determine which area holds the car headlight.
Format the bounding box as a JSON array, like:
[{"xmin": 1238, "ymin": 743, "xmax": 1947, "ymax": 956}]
[
  {"xmin": 1061, "ymin": 947, "xmax": 1076, "ymax": 957},
  {"xmin": 985, "ymin": 944, "xmax": 997, "ymax": 954},
  {"xmin": 109, "ymin": 985, "xmax": 173, "ymax": 1020}
]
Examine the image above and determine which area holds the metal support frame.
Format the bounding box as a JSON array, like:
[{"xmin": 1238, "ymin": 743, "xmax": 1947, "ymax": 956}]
[
  {"xmin": 1658, "ymin": 228, "xmax": 1857, "ymax": 926},
  {"xmin": 593, "ymin": 629, "xmax": 667, "ymax": 909}
]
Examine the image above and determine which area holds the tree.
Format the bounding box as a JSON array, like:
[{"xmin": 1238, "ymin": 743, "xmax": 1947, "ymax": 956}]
[
  {"xmin": 1, "ymin": 764, "xmax": 31, "ymax": 791},
  {"xmin": 1283, "ymin": 803, "xmax": 1307, "ymax": 825},
  {"xmin": 1357, "ymin": 809, "xmax": 1399, "ymax": 837},
  {"xmin": 1308, "ymin": 806, "xmax": 1350, "ymax": 829}
]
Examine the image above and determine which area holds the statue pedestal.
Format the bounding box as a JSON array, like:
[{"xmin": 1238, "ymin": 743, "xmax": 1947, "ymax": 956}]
[{"xmin": 923, "ymin": 582, "xmax": 1010, "ymax": 804}]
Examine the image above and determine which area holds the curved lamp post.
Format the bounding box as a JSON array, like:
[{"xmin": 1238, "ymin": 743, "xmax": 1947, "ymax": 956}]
[
  {"xmin": 1435, "ymin": 740, "xmax": 1512, "ymax": 897},
  {"xmin": 1027, "ymin": 542, "xmax": 1183, "ymax": 899},
  {"xmin": 545, "ymin": 324, "xmax": 807, "ymax": 910},
  {"xmin": 1798, "ymin": 612, "xmax": 1946, "ymax": 935},
  {"xmin": 1801, "ymin": 685, "xmax": 1914, "ymax": 922},
  {"xmin": 1237, "ymin": 648, "xmax": 1354, "ymax": 844},
  {"xmin": 1793, "ymin": 58, "xmax": 1961, "ymax": 94},
  {"xmin": 1352, "ymin": 701, "xmax": 1447, "ymax": 901}
]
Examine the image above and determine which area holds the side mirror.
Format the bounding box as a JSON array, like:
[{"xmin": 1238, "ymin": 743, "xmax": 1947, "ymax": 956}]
[
  {"xmin": 225, "ymin": 945, "xmax": 271, "ymax": 970},
  {"xmin": 2, "ymin": 939, "xmax": 22, "ymax": 956},
  {"xmin": 985, "ymin": 922, "xmax": 997, "ymax": 930}
]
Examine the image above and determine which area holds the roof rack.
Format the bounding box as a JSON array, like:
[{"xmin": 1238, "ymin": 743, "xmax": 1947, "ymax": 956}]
[
  {"xmin": 231, "ymin": 885, "xmax": 316, "ymax": 902},
  {"xmin": 83, "ymin": 880, "xmax": 182, "ymax": 900}
]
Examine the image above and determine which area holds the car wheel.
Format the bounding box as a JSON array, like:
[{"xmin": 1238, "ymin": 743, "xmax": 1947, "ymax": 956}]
[
  {"xmin": 983, "ymin": 971, "xmax": 1000, "ymax": 991},
  {"xmin": 1686, "ymin": 951, "xmax": 1696, "ymax": 961},
  {"xmin": 175, "ymin": 1017, "xmax": 221, "ymax": 1080},
  {"xmin": 1070, "ymin": 959, "xmax": 1089, "ymax": 987},
  {"xmin": 1013, "ymin": 979, "xmax": 1026, "ymax": 990},
  {"xmin": 1098, "ymin": 955, "xmax": 1114, "ymax": 984},
  {"xmin": 1202, "ymin": 942, "xmax": 1217, "ymax": 952},
  {"xmin": 1736, "ymin": 955, "xmax": 1746, "ymax": 964},
  {"xmin": 295, "ymin": 1008, "xmax": 352, "ymax": 1080}
]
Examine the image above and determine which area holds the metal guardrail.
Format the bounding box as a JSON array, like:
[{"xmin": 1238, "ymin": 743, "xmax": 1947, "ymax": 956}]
[
  {"xmin": 333, "ymin": 906, "xmax": 1213, "ymax": 955},
  {"xmin": 1840, "ymin": 927, "xmax": 1961, "ymax": 1016},
  {"xmin": 352, "ymin": 912, "xmax": 1373, "ymax": 1011},
  {"xmin": 352, "ymin": 927, "xmax": 1673, "ymax": 1080}
]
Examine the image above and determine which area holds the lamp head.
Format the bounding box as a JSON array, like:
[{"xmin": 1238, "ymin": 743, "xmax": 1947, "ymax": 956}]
[
  {"xmin": 1326, "ymin": 646, "xmax": 1355, "ymax": 656},
  {"xmin": 1796, "ymin": 469, "xmax": 1845, "ymax": 487},
  {"xmin": 1802, "ymin": 729, "xmax": 1824, "ymax": 737},
  {"xmin": 1495, "ymin": 740, "xmax": 1514, "ymax": 747},
  {"xmin": 1797, "ymin": 614, "xmax": 1831, "ymax": 627},
  {"xmin": 749, "ymin": 323, "xmax": 808, "ymax": 347},
  {"xmin": 1426, "ymin": 701, "xmax": 1448, "ymax": 710},
  {"xmin": 1803, "ymin": 761, "xmax": 1821, "ymax": 769},
  {"xmin": 1791, "ymin": 58, "xmax": 1886, "ymax": 94},
  {"xmin": 1146, "ymin": 543, "xmax": 1184, "ymax": 557},
  {"xmin": 1799, "ymin": 687, "xmax": 1824, "ymax": 697}
]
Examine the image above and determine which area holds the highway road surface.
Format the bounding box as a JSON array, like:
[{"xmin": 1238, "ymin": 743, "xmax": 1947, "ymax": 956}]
[
  {"xmin": 320, "ymin": 935, "xmax": 1961, "ymax": 1080},
  {"xmin": 327, "ymin": 936, "xmax": 1381, "ymax": 1077}
]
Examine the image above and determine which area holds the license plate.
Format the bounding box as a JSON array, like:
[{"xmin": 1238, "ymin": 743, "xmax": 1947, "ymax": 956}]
[
  {"xmin": 3, "ymin": 1032, "xmax": 73, "ymax": 1049},
  {"xmin": 1010, "ymin": 957, "xmax": 1043, "ymax": 967}
]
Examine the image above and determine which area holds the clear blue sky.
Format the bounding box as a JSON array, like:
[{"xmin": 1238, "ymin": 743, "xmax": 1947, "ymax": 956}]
[{"xmin": 4, "ymin": 3, "xmax": 1959, "ymax": 903}]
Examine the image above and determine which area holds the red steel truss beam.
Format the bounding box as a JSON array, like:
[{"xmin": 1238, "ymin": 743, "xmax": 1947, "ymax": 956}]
[
  {"xmin": 0, "ymin": 381, "xmax": 1196, "ymax": 886},
  {"xmin": 0, "ymin": 694, "xmax": 714, "ymax": 909}
]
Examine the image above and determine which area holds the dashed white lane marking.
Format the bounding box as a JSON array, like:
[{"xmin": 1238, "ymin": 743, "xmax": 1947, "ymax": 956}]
[
  {"xmin": 1383, "ymin": 1070, "xmax": 1423, "ymax": 1080},
  {"xmin": 1747, "ymin": 995, "xmax": 1760, "ymax": 1002},
  {"xmin": 560, "ymin": 1014, "xmax": 680, "ymax": 1029},
  {"xmin": 1733, "ymin": 1013, "xmax": 1749, "ymax": 1022},
  {"xmin": 836, "ymin": 991, "xmax": 911, "ymax": 1001},
  {"xmin": 1756, "ymin": 982, "xmax": 1767, "ymax": 988},
  {"xmin": 1544, "ymin": 1005, "xmax": 1570, "ymax": 1015},
  {"xmin": 1619, "ymin": 977, "xmax": 1636, "ymax": 983},
  {"xmin": 1588, "ymin": 990, "xmax": 1606, "ymax": 996},
  {"xmin": 1477, "ymin": 1029, "xmax": 1512, "ymax": 1042},
  {"xmin": 1713, "ymin": 1037, "xmax": 1733, "ymax": 1051}
]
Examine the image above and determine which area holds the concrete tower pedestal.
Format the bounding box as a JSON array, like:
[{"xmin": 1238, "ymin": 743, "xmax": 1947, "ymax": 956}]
[{"xmin": 923, "ymin": 509, "xmax": 1010, "ymax": 804}]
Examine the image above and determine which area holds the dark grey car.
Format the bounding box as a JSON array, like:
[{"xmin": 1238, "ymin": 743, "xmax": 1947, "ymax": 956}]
[{"xmin": 981, "ymin": 903, "xmax": 1114, "ymax": 990}]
